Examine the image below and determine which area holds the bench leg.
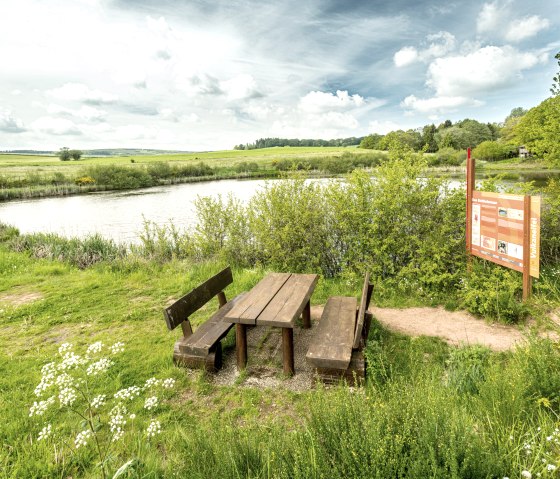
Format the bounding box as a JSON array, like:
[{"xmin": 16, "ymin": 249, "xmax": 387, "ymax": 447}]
[
  {"xmin": 236, "ymin": 323, "xmax": 247, "ymax": 370},
  {"xmin": 302, "ymin": 300, "xmax": 311, "ymax": 329},
  {"xmin": 282, "ymin": 328, "xmax": 295, "ymax": 376}
]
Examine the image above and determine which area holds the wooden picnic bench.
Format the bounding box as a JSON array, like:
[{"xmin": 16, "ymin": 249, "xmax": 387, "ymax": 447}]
[
  {"xmin": 306, "ymin": 273, "xmax": 373, "ymax": 384},
  {"xmin": 163, "ymin": 266, "xmax": 246, "ymax": 372}
]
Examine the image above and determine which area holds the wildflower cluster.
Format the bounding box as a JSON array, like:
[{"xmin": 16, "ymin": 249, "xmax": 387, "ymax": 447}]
[
  {"xmin": 29, "ymin": 339, "xmax": 177, "ymax": 476},
  {"xmin": 507, "ymin": 427, "xmax": 560, "ymax": 479}
]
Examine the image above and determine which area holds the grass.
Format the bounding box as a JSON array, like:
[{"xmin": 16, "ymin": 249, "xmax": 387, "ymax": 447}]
[{"xmin": 2, "ymin": 245, "xmax": 560, "ymax": 478}]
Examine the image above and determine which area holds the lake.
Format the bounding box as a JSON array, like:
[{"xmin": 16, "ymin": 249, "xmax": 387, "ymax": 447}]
[{"xmin": 0, "ymin": 172, "xmax": 555, "ymax": 244}]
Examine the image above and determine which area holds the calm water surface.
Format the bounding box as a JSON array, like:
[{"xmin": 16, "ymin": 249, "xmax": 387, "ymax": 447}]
[
  {"xmin": 0, "ymin": 179, "xmax": 271, "ymax": 244},
  {"xmin": 0, "ymin": 172, "xmax": 555, "ymax": 244}
]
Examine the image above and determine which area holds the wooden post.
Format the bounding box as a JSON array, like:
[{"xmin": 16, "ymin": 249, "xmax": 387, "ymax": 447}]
[
  {"xmin": 217, "ymin": 291, "xmax": 227, "ymax": 308},
  {"xmin": 282, "ymin": 328, "xmax": 295, "ymax": 376},
  {"xmin": 466, "ymin": 148, "xmax": 475, "ymax": 271},
  {"xmin": 302, "ymin": 301, "xmax": 311, "ymax": 329},
  {"xmin": 523, "ymin": 195, "xmax": 532, "ymax": 301},
  {"xmin": 236, "ymin": 323, "xmax": 247, "ymax": 370}
]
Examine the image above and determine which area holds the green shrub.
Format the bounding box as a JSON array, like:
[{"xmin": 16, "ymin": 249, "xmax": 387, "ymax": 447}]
[
  {"xmin": 461, "ymin": 258, "xmax": 527, "ymax": 322},
  {"xmin": 83, "ymin": 165, "xmax": 154, "ymax": 189}
]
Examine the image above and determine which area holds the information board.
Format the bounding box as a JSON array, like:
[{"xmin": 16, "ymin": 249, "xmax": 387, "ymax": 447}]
[{"xmin": 470, "ymin": 191, "xmax": 541, "ymax": 278}]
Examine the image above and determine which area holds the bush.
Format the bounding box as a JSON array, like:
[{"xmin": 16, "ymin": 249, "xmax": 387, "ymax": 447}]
[
  {"xmin": 428, "ymin": 147, "xmax": 465, "ymax": 166},
  {"xmin": 461, "ymin": 258, "xmax": 527, "ymax": 322},
  {"xmin": 84, "ymin": 165, "xmax": 154, "ymax": 190},
  {"xmin": 0, "ymin": 222, "xmax": 20, "ymax": 242},
  {"xmin": 473, "ymin": 141, "xmax": 516, "ymax": 162},
  {"xmin": 74, "ymin": 176, "xmax": 96, "ymax": 186}
]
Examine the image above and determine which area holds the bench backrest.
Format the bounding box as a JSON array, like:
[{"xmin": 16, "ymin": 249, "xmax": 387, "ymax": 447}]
[
  {"xmin": 352, "ymin": 272, "xmax": 373, "ymax": 349},
  {"xmin": 163, "ymin": 267, "xmax": 233, "ymax": 332}
]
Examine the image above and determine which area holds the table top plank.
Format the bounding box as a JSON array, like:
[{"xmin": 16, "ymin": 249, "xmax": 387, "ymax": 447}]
[
  {"xmin": 306, "ymin": 296, "xmax": 357, "ymax": 369},
  {"xmin": 257, "ymin": 274, "xmax": 319, "ymax": 328},
  {"xmin": 224, "ymin": 273, "xmax": 291, "ymax": 325}
]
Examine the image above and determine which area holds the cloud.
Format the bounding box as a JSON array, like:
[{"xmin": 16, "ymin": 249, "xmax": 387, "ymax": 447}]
[
  {"xmin": 31, "ymin": 117, "xmax": 82, "ymax": 135},
  {"xmin": 0, "ymin": 109, "xmax": 26, "ymax": 133},
  {"xmin": 505, "ymin": 15, "xmax": 550, "ymax": 42},
  {"xmin": 478, "ymin": 1, "xmax": 550, "ymax": 42},
  {"xmin": 220, "ymin": 74, "xmax": 262, "ymax": 102},
  {"xmin": 394, "ymin": 47, "xmax": 419, "ymax": 67},
  {"xmin": 477, "ymin": 0, "xmax": 510, "ymax": 34},
  {"xmin": 47, "ymin": 83, "xmax": 118, "ymax": 105},
  {"xmin": 367, "ymin": 120, "xmax": 402, "ymax": 135},
  {"xmin": 299, "ymin": 90, "xmax": 366, "ymax": 113},
  {"xmin": 401, "ymin": 95, "xmax": 483, "ymax": 114},
  {"xmin": 426, "ymin": 45, "xmax": 545, "ymax": 97},
  {"xmin": 47, "ymin": 104, "xmax": 107, "ymax": 122},
  {"xmin": 394, "ymin": 31, "xmax": 455, "ymax": 67}
]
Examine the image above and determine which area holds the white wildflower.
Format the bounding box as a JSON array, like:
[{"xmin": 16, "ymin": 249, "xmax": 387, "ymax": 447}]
[
  {"xmin": 34, "ymin": 374, "xmax": 55, "ymax": 397},
  {"xmin": 547, "ymin": 435, "xmax": 553, "ymax": 441},
  {"xmin": 521, "ymin": 471, "xmax": 532, "ymax": 478},
  {"xmin": 162, "ymin": 378, "xmax": 175, "ymax": 389},
  {"xmin": 29, "ymin": 396, "xmax": 55, "ymax": 416},
  {"xmin": 110, "ymin": 342, "xmax": 125, "ymax": 355},
  {"xmin": 55, "ymin": 373, "xmax": 74, "ymax": 389},
  {"xmin": 86, "ymin": 358, "xmax": 113, "ymax": 376},
  {"xmin": 59, "ymin": 387, "xmax": 77, "ymax": 407},
  {"xmin": 129, "ymin": 413, "xmax": 136, "ymax": 420},
  {"xmin": 146, "ymin": 419, "xmax": 161, "ymax": 437},
  {"xmin": 144, "ymin": 396, "xmax": 158, "ymax": 410},
  {"xmin": 91, "ymin": 394, "xmax": 106, "ymax": 409},
  {"xmin": 74, "ymin": 429, "xmax": 92, "ymax": 449},
  {"xmin": 114, "ymin": 386, "xmax": 141, "ymax": 401},
  {"xmin": 59, "ymin": 352, "xmax": 84, "ymax": 370},
  {"xmin": 58, "ymin": 343, "xmax": 72, "ymax": 356},
  {"xmin": 109, "ymin": 404, "xmax": 127, "ymax": 440},
  {"xmin": 144, "ymin": 377, "xmax": 160, "ymax": 389},
  {"xmin": 547, "ymin": 464, "xmax": 557, "ymax": 472},
  {"xmin": 37, "ymin": 424, "xmax": 52, "ymax": 441},
  {"xmin": 86, "ymin": 341, "xmax": 104, "ymax": 356}
]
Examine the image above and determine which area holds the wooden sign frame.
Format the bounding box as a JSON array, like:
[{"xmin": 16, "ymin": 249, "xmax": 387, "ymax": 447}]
[{"xmin": 466, "ymin": 149, "xmax": 541, "ymax": 300}]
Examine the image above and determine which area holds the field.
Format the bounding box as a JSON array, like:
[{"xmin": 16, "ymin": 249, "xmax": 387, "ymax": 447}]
[{"xmin": 2, "ymin": 243, "xmax": 560, "ymax": 478}]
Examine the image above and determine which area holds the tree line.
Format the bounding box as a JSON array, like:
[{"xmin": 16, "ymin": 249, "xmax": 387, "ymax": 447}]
[{"xmin": 233, "ymin": 136, "xmax": 364, "ymax": 150}]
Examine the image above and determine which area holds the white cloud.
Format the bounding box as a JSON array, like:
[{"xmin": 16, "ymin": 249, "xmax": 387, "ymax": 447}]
[
  {"xmin": 367, "ymin": 120, "xmax": 402, "ymax": 135},
  {"xmin": 11, "ymin": 90, "xmax": 22, "ymax": 96},
  {"xmin": 220, "ymin": 74, "xmax": 261, "ymax": 102},
  {"xmin": 401, "ymin": 95, "xmax": 483, "ymax": 114},
  {"xmin": 31, "ymin": 117, "xmax": 82, "ymax": 135},
  {"xmin": 505, "ymin": 15, "xmax": 550, "ymax": 42},
  {"xmin": 0, "ymin": 109, "xmax": 26, "ymax": 133},
  {"xmin": 394, "ymin": 31, "xmax": 455, "ymax": 67},
  {"xmin": 47, "ymin": 104, "xmax": 107, "ymax": 122},
  {"xmin": 394, "ymin": 47, "xmax": 419, "ymax": 67},
  {"xmin": 47, "ymin": 83, "xmax": 118, "ymax": 105},
  {"xmin": 299, "ymin": 90, "xmax": 366, "ymax": 113},
  {"xmin": 477, "ymin": 1, "xmax": 510, "ymax": 34},
  {"xmin": 426, "ymin": 45, "xmax": 544, "ymax": 97},
  {"xmin": 478, "ymin": 1, "xmax": 550, "ymax": 43}
]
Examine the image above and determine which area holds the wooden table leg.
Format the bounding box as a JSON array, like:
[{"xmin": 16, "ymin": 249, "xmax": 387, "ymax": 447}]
[
  {"xmin": 236, "ymin": 323, "xmax": 247, "ymax": 370},
  {"xmin": 282, "ymin": 328, "xmax": 295, "ymax": 376},
  {"xmin": 302, "ymin": 300, "xmax": 311, "ymax": 329}
]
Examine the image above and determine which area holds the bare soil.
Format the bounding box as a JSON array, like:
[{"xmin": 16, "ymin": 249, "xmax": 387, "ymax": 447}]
[{"xmin": 0, "ymin": 290, "xmax": 43, "ymax": 307}]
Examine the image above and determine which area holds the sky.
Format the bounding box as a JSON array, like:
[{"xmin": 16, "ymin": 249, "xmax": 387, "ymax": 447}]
[{"xmin": 0, "ymin": 0, "xmax": 558, "ymax": 151}]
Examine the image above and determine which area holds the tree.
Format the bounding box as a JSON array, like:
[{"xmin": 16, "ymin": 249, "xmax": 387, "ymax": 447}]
[
  {"xmin": 359, "ymin": 133, "xmax": 383, "ymax": 149},
  {"xmin": 472, "ymin": 141, "xmax": 516, "ymax": 161},
  {"xmin": 69, "ymin": 149, "xmax": 82, "ymax": 161},
  {"xmin": 513, "ymin": 95, "xmax": 560, "ymax": 165},
  {"xmin": 551, "ymin": 51, "xmax": 560, "ymax": 96},
  {"xmin": 58, "ymin": 147, "xmax": 71, "ymax": 161},
  {"xmin": 421, "ymin": 124, "xmax": 438, "ymax": 152}
]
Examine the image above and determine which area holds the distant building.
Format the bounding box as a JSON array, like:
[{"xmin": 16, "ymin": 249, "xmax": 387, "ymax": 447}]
[{"xmin": 519, "ymin": 146, "xmax": 531, "ymax": 159}]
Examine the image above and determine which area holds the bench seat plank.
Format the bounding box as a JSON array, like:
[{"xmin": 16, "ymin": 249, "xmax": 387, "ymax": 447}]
[
  {"xmin": 178, "ymin": 293, "xmax": 246, "ymax": 357},
  {"xmin": 306, "ymin": 296, "xmax": 357, "ymax": 369},
  {"xmin": 225, "ymin": 273, "xmax": 291, "ymax": 325},
  {"xmin": 257, "ymin": 274, "xmax": 319, "ymax": 328}
]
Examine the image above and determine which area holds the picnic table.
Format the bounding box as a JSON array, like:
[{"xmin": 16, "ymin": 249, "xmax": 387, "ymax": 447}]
[{"xmin": 224, "ymin": 272, "xmax": 319, "ymax": 376}]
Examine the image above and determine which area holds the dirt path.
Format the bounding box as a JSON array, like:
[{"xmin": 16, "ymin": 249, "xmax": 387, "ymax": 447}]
[{"xmin": 370, "ymin": 306, "xmax": 533, "ymax": 351}]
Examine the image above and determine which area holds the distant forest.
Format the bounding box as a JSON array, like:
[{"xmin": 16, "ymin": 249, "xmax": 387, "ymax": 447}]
[{"xmin": 233, "ymin": 137, "xmax": 364, "ymax": 150}]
